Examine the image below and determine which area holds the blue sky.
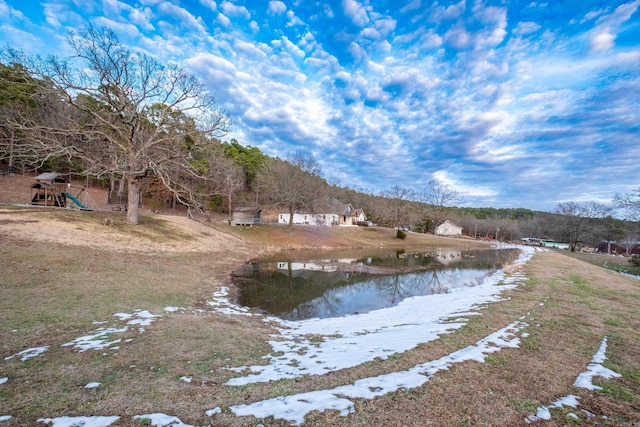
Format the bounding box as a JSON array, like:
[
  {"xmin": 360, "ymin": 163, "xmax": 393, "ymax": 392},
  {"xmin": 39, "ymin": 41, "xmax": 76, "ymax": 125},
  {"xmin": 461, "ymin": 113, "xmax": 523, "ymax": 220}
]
[{"xmin": 1, "ymin": 0, "xmax": 639, "ymax": 212}]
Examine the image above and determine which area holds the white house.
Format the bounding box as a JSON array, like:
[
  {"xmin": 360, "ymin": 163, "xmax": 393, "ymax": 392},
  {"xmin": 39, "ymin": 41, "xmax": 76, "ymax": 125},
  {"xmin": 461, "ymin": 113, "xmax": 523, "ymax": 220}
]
[
  {"xmin": 278, "ymin": 198, "xmax": 366, "ymax": 226},
  {"xmin": 435, "ymin": 219, "xmax": 463, "ymax": 236},
  {"xmin": 278, "ymin": 212, "xmax": 340, "ymax": 226}
]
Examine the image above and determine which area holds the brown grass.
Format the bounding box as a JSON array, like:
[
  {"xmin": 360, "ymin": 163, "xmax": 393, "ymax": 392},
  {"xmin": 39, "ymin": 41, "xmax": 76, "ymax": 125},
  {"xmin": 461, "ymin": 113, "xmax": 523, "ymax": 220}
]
[{"xmin": 1, "ymin": 179, "xmax": 640, "ymax": 426}]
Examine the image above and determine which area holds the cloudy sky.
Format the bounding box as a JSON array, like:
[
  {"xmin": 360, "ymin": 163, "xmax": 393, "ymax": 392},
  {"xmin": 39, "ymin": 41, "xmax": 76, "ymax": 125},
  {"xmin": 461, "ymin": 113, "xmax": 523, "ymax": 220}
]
[{"xmin": 1, "ymin": 0, "xmax": 639, "ymax": 211}]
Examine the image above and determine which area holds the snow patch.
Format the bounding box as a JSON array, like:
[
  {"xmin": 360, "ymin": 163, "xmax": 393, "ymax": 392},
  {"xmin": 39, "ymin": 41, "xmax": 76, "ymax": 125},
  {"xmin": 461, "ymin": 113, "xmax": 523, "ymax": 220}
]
[
  {"xmin": 133, "ymin": 413, "xmax": 202, "ymax": 427},
  {"xmin": 526, "ymin": 337, "xmax": 621, "ymax": 423},
  {"xmin": 4, "ymin": 346, "xmax": 49, "ymax": 361},
  {"xmin": 231, "ymin": 320, "xmax": 528, "ymax": 425},
  {"xmin": 63, "ymin": 310, "xmax": 162, "ymax": 352},
  {"xmin": 37, "ymin": 416, "xmax": 120, "ymax": 427}
]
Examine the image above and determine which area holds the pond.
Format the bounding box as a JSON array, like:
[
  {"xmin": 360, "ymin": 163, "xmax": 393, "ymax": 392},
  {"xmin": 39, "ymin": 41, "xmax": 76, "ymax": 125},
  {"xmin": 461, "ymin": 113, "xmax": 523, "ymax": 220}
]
[{"xmin": 232, "ymin": 247, "xmax": 521, "ymax": 320}]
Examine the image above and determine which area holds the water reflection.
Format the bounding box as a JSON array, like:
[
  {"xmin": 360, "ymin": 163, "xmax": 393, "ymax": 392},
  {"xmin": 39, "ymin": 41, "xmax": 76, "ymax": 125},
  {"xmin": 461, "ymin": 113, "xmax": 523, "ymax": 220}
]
[{"xmin": 233, "ymin": 247, "xmax": 519, "ymax": 320}]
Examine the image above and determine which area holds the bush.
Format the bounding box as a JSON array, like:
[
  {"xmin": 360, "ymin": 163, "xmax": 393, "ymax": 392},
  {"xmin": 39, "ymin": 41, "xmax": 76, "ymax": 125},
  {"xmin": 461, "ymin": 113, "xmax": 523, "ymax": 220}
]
[
  {"xmin": 629, "ymin": 255, "xmax": 640, "ymax": 266},
  {"xmin": 396, "ymin": 229, "xmax": 407, "ymax": 240}
]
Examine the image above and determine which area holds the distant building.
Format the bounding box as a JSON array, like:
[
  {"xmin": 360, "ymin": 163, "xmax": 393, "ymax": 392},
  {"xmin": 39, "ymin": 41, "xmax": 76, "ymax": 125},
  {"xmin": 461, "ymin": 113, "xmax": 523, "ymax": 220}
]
[
  {"xmin": 597, "ymin": 240, "xmax": 640, "ymax": 255},
  {"xmin": 231, "ymin": 207, "xmax": 261, "ymax": 226},
  {"xmin": 278, "ymin": 197, "xmax": 366, "ymax": 226},
  {"xmin": 435, "ymin": 220, "xmax": 463, "ymax": 236}
]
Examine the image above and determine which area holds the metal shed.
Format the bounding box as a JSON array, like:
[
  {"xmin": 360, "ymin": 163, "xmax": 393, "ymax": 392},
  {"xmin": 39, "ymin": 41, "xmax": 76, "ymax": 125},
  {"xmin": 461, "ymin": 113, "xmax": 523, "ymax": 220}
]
[{"xmin": 231, "ymin": 207, "xmax": 261, "ymax": 226}]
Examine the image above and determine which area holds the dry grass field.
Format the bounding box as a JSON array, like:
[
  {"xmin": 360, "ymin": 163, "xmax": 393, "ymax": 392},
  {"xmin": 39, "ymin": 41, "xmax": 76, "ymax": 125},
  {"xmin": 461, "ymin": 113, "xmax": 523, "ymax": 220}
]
[{"xmin": 1, "ymin": 174, "xmax": 639, "ymax": 426}]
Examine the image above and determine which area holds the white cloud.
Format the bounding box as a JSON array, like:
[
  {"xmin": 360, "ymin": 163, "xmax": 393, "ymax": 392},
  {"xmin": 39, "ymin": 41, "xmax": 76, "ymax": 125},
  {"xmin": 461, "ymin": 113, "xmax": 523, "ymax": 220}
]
[
  {"xmin": 157, "ymin": 2, "xmax": 207, "ymax": 32},
  {"xmin": 342, "ymin": 0, "xmax": 369, "ymax": 27},
  {"xmin": 271, "ymin": 36, "xmax": 305, "ymax": 59},
  {"xmin": 373, "ymin": 17, "xmax": 396, "ymax": 37},
  {"xmin": 128, "ymin": 6, "xmax": 154, "ymax": 31},
  {"xmin": 590, "ymin": 31, "xmax": 615, "ymax": 52},
  {"xmin": 233, "ymin": 39, "xmax": 269, "ymax": 60},
  {"xmin": 431, "ymin": 0, "xmax": 465, "ymax": 21},
  {"xmin": 432, "ymin": 171, "xmax": 497, "ymax": 198},
  {"xmin": 43, "ymin": 3, "xmax": 65, "ymax": 28},
  {"xmin": 588, "ymin": 0, "xmax": 640, "ymax": 52},
  {"xmin": 217, "ymin": 12, "xmax": 231, "ymax": 27},
  {"xmin": 268, "ymin": 1, "xmax": 287, "ymax": 15},
  {"xmin": 421, "ymin": 30, "xmax": 443, "ymax": 49},
  {"xmin": 513, "ymin": 21, "xmax": 541, "ymax": 36},
  {"xmin": 93, "ymin": 17, "xmax": 142, "ymax": 38},
  {"xmin": 400, "ymin": 0, "xmax": 422, "ymax": 13},
  {"xmin": 360, "ymin": 27, "xmax": 380, "ymax": 39},
  {"xmin": 443, "ymin": 25, "xmax": 470, "ymax": 50},
  {"xmin": 220, "ymin": 1, "xmax": 250, "ymax": 18},
  {"xmin": 286, "ymin": 10, "xmax": 304, "ymax": 27},
  {"xmin": 199, "ymin": 0, "xmax": 217, "ymax": 12}
]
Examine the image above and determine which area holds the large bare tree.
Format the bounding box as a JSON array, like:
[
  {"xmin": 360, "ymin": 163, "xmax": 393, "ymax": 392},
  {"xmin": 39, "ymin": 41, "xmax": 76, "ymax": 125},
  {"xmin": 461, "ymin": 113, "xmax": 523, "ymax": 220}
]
[
  {"xmin": 554, "ymin": 201, "xmax": 612, "ymax": 251},
  {"xmin": 3, "ymin": 25, "xmax": 230, "ymax": 224}
]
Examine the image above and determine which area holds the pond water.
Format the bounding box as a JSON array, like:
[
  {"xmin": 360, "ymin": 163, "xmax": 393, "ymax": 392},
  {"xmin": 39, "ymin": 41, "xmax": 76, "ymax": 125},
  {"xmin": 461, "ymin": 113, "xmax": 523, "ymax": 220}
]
[{"xmin": 232, "ymin": 247, "xmax": 520, "ymax": 320}]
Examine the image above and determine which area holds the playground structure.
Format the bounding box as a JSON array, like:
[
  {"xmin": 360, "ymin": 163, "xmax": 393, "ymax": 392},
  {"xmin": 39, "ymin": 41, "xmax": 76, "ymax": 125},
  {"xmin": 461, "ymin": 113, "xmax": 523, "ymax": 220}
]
[{"xmin": 30, "ymin": 172, "xmax": 96, "ymax": 210}]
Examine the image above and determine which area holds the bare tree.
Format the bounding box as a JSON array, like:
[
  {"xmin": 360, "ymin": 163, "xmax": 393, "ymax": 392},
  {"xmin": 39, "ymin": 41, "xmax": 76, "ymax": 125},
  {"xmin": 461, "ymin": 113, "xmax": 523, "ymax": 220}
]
[
  {"xmin": 0, "ymin": 63, "xmax": 41, "ymax": 171},
  {"xmin": 3, "ymin": 26, "xmax": 230, "ymax": 224},
  {"xmin": 419, "ymin": 180, "xmax": 462, "ymax": 233},
  {"xmin": 258, "ymin": 151, "xmax": 326, "ymax": 226},
  {"xmin": 379, "ymin": 186, "xmax": 415, "ymax": 229},
  {"xmin": 554, "ymin": 201, "xmax": 612, "ymax": 251},
  {"xmin": 615, "ymin": 188, "xmax": 640, "ymax": 221}
]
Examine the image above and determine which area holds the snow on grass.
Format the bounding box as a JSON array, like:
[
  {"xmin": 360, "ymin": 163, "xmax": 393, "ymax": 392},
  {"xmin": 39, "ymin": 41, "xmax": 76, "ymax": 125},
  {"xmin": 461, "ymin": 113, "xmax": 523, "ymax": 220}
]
[
  {"xmin": 63, "ymin": 310, "xmax": 162, "ymax": 352},
  {"xmin": 0, "ymin": 416, "xmax": 12, "ymax": 423},
  {"xmin": 133, "ymin": 413, "xmax": 202, "ymax": 426},
  {"xmin": 4, "ymin": 346, "xmax": 49, "ymax": 361},
  {"xmin": 230, "ymin": 320, "xmax": 528, "ymax": 425},
  {"xmin": 205, "ymin": 407, "xmax": 222, "ymax": 416},
  {"xmin": 207, "ymin": 287, "xmax": 255, "ymax": 316},
  {"xmin": 574, "ymin": 337, "xmax": 621, "ymax": 390},
  {"xmin": 222, "ymin": 246, "xmax": 536, "ymax": 386},
  {"xmin": 525, "ymin": 336, "xmax": 621, "ymax": 423},
  {"xmin": 0, "ymin": 377, "xmax": 7, "ymax": 384},
  {"xmin": 84, "ymin": 382, "xmax": 101, "ymax": 389},
  {"xmin": 37, "ymin": 416, "xmax": 120, "ymax": 427},
  {"xmin": 61, "ymin": 327, "xmax": 127, "ymax": 353}
]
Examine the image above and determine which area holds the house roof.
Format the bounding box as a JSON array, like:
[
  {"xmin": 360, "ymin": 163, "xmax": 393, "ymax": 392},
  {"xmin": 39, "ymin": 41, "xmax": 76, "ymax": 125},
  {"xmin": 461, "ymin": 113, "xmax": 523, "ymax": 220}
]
[
  {"xmin": 436, "ymin": 219, "xmax": 463, "ymax": 229},
  {"xmin": 312, "ymin": 196, "xmax": 347, "ymax": 213},
  {"xmin": 233, "ymin": 207, "xmax": 260, "ymax": 212},
  {"xmin": 287, "ymin": 196, "xmax": 365, "ymax": 217},
  {"xmin": 35, "ymin": 172, "xmax": 66, "ymax": 182}
]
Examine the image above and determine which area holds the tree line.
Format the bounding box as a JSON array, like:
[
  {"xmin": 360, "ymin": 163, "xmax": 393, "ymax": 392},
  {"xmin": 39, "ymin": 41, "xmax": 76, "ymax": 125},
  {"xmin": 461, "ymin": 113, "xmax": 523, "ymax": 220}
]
[{"xmin": 1, "ymin": 25, "xmax": 639, "ymax": 252}]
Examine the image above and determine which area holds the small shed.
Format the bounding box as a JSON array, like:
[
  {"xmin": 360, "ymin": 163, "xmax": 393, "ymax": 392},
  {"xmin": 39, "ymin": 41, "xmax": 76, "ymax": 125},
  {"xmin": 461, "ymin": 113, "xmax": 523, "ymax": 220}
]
[
  {"xmin": 435, "ymin": 219, "xmax": 463, "ymax": 236},
  {"xmin": 31, "ymin": 173, "xmax": 68, "ymax": 207},
  {"xmin": 231, "ymin": 207, "xmax": 261, "ymax": 226}
]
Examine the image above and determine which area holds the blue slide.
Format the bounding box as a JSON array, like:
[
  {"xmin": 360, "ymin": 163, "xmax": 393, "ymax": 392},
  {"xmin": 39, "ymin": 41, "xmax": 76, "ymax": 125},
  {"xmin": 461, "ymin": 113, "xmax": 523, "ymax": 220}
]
[{"xmin": 65, "ymin": 192, "xmax": 91, "ymax": 210}]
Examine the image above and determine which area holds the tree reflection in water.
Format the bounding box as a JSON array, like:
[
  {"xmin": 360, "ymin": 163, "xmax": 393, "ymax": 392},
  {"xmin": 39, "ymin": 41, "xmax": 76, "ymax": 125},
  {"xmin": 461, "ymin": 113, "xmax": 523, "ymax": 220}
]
[{"xmin": 232, "ymin": 247, "xmax": 520, "ymax": 320}]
